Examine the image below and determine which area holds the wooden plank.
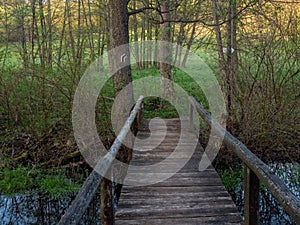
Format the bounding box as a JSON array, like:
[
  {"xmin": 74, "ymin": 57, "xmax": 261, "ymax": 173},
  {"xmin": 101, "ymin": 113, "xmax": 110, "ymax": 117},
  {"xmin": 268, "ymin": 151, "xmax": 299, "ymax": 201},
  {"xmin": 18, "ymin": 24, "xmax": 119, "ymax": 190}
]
[
  {"xmin": 117, "ymin": 216, "xmax": 242, "ymax": 225},
  {"xmin": 121, "ymin": 186, "xmax": 229, "ymax": 194},
  {"xmin": 116, "ymin": 207, "xmax": 242, "ymax": 220},
  {"xmin": 115, "ymin": 119, "xmax": 243, "ymax": 224}
]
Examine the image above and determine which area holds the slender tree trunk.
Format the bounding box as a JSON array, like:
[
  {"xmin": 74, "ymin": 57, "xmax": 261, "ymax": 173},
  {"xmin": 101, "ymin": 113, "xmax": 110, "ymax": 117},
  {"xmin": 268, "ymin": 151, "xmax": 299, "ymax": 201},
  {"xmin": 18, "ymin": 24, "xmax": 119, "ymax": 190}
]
[
  {"xmin": 47, "ymin": 0, "xmax": 52, "ymax": 68},
  {"xmin": 154, "ymin": 25, "xmax": 159, "ymax": 67},
  {"xmin": 133, "ymin": 0, "xmax": 141, "ymax": 69},
  {"xmin": 20, "ymin": 14, "xmax": 28, "ymax": 70},
  {"xmin": 159, "ymin": 1, "xmax": 174, "ymax": 99},
  {"xmin": 38, "ymin": 0, "xmax": 46, "ymax": 68},
  {"xmin": 86, "ymin": 0, "xmax": 96, "ymax": 59},
  {"xmin": 76, "ymin": 0, "xmax": 82, "ymax": 66},
  {"xmin": 182, "ymin": 22, "xmax": 197, "ymax": 68},
  {"xmin": 147, "ymin": 16, "xmax": 153, "ymax": 67},
  {"xmin": 174, "ymin": 22, "xmax": 185, "ymax": 66},
  {"xmin": 66, "ymin": 0, "xmax": 76, "ymax": 70},
  {"xmin": 231, "ymin": 0, "xmax": 238, "ymax": 90},
  {"xmin": 212, "ymin": 0, "xmax": 238, "ymax": 131},
  {"xmin": 100, "ymin": 1, "xmax": 134, "ymax": 224},
  {"xmin": 226, "ymin": 0, "xmax": 233, "ymax": 117},
  {"xmin": 227, "ymin": 0, "xmax": 238, "ymax": 130},
  {"xmin": 140, "ymin": 16, "xmax": 146, "ymax": 69},
  {"xmin": 57, "ymin": 1, "xmax": 67, "ymax": 67},
  {"xmin": 1, "ymin": 2, "xmax": 9, "ymax": 73},
  {"xmin": 212, "ymin": 0, "xmax": 226, "ymax": 70}
]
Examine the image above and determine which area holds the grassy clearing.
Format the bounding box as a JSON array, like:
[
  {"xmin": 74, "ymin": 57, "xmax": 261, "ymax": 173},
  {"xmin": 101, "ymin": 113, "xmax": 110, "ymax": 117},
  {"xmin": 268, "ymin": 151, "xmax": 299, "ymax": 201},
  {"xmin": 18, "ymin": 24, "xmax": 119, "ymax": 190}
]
[{"xmin": 132, "ymin": 66, "xmax": 209, "ymax": 119}]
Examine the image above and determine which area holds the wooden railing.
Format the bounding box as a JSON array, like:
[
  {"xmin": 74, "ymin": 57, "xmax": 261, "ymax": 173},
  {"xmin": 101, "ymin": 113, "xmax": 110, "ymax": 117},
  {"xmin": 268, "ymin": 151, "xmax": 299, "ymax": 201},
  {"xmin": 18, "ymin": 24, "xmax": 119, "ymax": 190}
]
[
  {"xmin": 58, "ymin": 96, "xmax": 144, "ymax": 225},
  {"xmin": 189, "ymin": 96, "xmax": 300, "ymax": 225}
]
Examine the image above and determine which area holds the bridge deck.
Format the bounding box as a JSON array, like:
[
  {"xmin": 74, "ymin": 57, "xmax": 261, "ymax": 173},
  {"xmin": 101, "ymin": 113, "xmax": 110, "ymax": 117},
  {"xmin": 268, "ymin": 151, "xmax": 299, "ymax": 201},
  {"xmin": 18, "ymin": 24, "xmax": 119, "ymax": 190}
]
[{"xmin": 115, "ymin": 119, "xmax": 243, "ymax": 224}]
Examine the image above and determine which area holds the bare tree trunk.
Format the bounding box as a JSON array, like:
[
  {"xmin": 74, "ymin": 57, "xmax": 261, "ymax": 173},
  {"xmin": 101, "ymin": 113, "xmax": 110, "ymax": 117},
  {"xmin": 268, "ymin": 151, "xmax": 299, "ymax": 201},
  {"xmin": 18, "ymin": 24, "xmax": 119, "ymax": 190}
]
[
  {"xmin": 1, "ymin": 1, "xmax": 9, "ymax": 73},
  {"xmin": 147, "ymin": 14, "xmax": 153, "ymax": 67},
  {"xmin": 76, "ymin": 0, "xmax": 82, "ymax": 66},
  {"xmin": 47, "ymin": 0, "xmax": 52, "ymax": 68},
  {"xmin": 83, "ymin": 0, "xmax": 95, "ymax": 59},
  {"xmin": 231, "ymin": 0, "xmax": 238, "ymax": 91},
  {"xmin": 154, "ymin": 25, "xmax": 159, "ymax": 67},
  {"xmin": 212, "ymin": 0, "xmax": 238, "ymax": 131},
  {"xmin": 159, "ymin": 1, "xmax": 174, "ymax": 99},
  {"xmin": 212, "ymin": 0, "xmax": 226, "ymax": 72},
  {"xmin": 140, "ymin": 15, "xmax": 146, "ymax": 69},
  {"xmin": 133, "ymin": 0, "xmax": 141, "ymax": 69},
  {"xmin": 20, "ymin": 14, "xmax": 28, "ymax": 71},
  {"xmin": 57, "ymin": 1, "xmax": 67, "ymax": 67},
  {"xmin": 181, "ymin": 22, "xmax": 196, "ymax": 68},
  {"xmin": 174, "ymin": 22, "xmax": 185, "ymax": 66},
  {"xmin": 100, "ymin": 1, "xmax": 134, "ymax": 224},
  {"xmin": 38, "ymin": 0, "xmax": 46, "ymax": 68},
  {"xmin": 66, "ymin": 0, "xmax": 76, "ymax": 72},
  {"xmin": 226, "ymin": 0, "xmax": 233, "ymax": 118},
  {"xmin": 225, "ymin": 0, "xmax": 238, "ymax": 130}
]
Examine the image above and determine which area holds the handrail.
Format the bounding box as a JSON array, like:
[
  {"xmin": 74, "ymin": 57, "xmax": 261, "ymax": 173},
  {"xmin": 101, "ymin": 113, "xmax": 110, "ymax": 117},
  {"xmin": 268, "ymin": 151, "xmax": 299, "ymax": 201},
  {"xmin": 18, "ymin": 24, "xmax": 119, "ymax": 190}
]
[
  {"xmin": 188, "ymin": 96, "xmax": 300, "ymax": 225},
  {"xmin": 58, "ymin": 95, "xmax": 144, "ymax": 225}
]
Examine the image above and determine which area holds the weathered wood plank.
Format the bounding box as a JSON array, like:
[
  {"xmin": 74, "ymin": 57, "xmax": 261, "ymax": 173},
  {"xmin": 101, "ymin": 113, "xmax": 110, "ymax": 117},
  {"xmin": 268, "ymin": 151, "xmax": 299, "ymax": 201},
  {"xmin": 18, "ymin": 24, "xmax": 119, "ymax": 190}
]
[
  {"xmin": 117, "ymin": 216, "xmax": 242, "ymax": 225},
  {"xmin": 115, "ymin": 119, "xmax": 242, "ymax": 224},
  {"xmin": 116, "ymin": 207, "xmax": 242, "ymax": 221}
]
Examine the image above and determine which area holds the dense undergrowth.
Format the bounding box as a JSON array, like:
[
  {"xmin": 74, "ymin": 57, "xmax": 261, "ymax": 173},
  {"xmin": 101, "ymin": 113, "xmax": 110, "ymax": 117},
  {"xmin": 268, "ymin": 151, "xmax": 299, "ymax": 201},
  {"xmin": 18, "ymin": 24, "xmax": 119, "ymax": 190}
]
[{"xmin": 0, "ymin": 45, "xmax": 299, "ymax": 196}]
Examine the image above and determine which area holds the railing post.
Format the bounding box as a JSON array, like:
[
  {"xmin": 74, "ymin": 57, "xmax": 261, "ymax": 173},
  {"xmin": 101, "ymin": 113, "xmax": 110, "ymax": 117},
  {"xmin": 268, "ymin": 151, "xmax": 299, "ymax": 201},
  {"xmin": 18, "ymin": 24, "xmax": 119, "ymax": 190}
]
[
  {"xmin": 137, "ymin": 100, "xmax": 144, "ymax": 131},
  {"xmin": 189, "ymin": 102, "xmax": 194, "ymax": 131},
  {"xmin": 244, "ymin": 165, "xmax": 260, "ymax": 225},
  {"xmin": 100, "ymin": 178, "xmax": 113, "ymax": 225}
]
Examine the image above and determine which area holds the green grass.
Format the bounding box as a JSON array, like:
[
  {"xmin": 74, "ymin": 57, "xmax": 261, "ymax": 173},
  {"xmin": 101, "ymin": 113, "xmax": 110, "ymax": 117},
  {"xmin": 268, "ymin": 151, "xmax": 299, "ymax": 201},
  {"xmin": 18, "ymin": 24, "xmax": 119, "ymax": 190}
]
[
  {"xmin": 0, "ymin": 167, "xmax": 81, "ymax": 198},
  {"xmin": 218, "ymin": 168, "xmax": 243, "ymax": 195},
  {"xmin": 132, "ymin": 66, "xmax": 209, "ymax": 119},
  {"xmin": 0, "ymin": 43, "xmax": 22, "ymax": 70}
]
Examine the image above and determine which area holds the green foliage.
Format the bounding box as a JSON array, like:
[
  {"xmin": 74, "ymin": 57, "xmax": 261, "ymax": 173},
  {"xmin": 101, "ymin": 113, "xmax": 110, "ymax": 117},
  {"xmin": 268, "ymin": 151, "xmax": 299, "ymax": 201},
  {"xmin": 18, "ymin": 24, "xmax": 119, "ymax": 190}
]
[
  {"xmin": 0, "ymin": 167, "xmax": 81, "ymax": 197},
  {"xmin": 218, "ymin": 168, "xmax": 243, "ymax": 195}
]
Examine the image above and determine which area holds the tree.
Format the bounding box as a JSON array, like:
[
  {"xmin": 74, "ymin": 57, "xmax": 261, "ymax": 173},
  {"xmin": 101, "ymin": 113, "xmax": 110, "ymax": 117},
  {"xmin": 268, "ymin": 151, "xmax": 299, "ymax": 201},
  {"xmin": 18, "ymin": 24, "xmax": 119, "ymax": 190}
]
[
  {"xmin": 100, "ymin": 1, "xmax": 134, "ymax": 224},
  {"xmin": 211, "ymin": 0, "xmax": 238, "ymax": 130},
  {"xmin": 159, "ymin": 0, "xmax": 174, "ymax": 99}
]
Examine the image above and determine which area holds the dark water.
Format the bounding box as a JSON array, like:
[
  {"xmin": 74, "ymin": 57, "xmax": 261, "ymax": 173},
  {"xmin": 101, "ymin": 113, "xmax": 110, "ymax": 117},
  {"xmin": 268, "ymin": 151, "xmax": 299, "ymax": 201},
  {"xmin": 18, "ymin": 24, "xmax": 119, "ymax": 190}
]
[
  {"xmin": 0, "ymin": 193, "xmax": 100, "ymax": 225},
  {"xmin": 0, "ymin": 163, "xmax": 299, "ymax": 224},
  {"xmin": 233, "ymin": 163, "xmax": 299, "ymax": 225}
]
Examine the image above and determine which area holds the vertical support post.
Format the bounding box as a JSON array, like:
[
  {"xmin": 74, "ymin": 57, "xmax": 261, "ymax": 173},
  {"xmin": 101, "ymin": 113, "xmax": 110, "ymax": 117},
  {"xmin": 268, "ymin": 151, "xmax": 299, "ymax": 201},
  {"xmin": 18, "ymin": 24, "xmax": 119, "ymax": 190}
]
[
  {"xmin": 100, "ymin": 177, "xmax": 113, "ymax": 225},
  {"xmin": 244, "ymin": 165, "xmax": 260, "ymax": 225},
  {"xmin": 137, "ymin": 100, "xmax": 144, "ymax": 131},
  {"xmin": 189, "ymin": 103, "xmax": 194, "ymax": 131}
]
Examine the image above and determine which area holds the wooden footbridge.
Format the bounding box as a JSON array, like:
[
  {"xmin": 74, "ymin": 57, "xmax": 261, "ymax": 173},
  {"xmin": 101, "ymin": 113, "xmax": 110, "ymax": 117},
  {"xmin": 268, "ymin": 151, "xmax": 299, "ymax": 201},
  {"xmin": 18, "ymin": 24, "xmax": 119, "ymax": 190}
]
[
  {"xmin": 59, "ymin": 96, "xmax": 300, "ymax": 225},
  {"xmin": 115, "ymin": 118, "xmax": 242, "ymax": 224}
]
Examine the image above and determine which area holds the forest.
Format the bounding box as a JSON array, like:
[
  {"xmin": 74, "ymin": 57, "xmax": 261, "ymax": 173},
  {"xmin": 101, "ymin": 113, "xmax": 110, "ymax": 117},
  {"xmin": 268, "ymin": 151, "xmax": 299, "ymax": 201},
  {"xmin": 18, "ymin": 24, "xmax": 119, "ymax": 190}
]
[{"xmin": 0, "ymin": 0, "xmax": 299, "ymax": 224}]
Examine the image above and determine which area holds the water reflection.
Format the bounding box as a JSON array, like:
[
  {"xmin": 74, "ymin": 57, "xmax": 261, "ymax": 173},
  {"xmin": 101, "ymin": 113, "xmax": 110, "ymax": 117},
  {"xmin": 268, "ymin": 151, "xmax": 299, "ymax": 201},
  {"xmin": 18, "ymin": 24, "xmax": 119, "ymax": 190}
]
[
  {"xmin": 233, "ymin": 163, "xmax": 299, "ymax": 225},
  {"xmin": 0, "ymin": 193, "xmax": 100, "ymax": 225}
]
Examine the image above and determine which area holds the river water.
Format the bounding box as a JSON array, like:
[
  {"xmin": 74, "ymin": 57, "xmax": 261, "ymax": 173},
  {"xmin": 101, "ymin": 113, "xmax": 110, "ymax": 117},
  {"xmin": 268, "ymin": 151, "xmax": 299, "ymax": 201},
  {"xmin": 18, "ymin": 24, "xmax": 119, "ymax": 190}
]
[
  {"xmin": 0, "ymin": 163, "xmax": 298, "ymax": 224},
  {"xmin": 232, "ymin": 163, "xmax": 299, "ymax": 225}
]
